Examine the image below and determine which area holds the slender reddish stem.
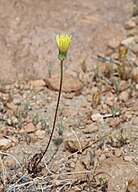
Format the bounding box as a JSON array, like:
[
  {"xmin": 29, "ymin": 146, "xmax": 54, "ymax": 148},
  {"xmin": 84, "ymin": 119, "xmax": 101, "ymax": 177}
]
[
  {"xmin": 43, "ymin": 60, "xmax": 63, "ymax": 155},
  {"xmin": 30, "ymin": 60, "xmax": 64, "ymax": 173}
]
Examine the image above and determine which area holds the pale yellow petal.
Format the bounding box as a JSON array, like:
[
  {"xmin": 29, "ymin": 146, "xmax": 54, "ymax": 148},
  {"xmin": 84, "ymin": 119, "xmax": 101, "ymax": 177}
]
[{"xmin": 56, "ymin": 34, "xmax": 72, "ymax": 53}]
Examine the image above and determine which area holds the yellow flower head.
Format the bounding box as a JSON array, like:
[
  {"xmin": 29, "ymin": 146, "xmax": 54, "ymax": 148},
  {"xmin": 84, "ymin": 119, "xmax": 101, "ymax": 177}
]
[{"xmin": 56, "ymin": 34, "xmax": 72, "ymax": 53}]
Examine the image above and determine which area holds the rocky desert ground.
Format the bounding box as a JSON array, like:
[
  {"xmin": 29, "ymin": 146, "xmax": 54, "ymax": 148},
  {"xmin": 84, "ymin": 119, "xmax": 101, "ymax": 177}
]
[{"xmin": 0, "ymin": 0, "xmax": 138, "ymax": 191}]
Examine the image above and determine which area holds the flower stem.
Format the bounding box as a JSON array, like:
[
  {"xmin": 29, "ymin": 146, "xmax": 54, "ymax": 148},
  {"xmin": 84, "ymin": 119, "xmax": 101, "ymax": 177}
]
[
  {"xmin": 28, "ymin": 60, "xmax": 64, "ymax": 175},
  {"xmin": 43, "ymin": 60, "xmax": 63, "ymax": 155}
]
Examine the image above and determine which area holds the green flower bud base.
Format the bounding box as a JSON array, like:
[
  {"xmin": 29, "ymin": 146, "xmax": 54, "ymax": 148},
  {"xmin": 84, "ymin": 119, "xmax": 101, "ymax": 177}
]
[{"xmin": 58, "ymin": 52, "xmax": 67, "ymax": 61}]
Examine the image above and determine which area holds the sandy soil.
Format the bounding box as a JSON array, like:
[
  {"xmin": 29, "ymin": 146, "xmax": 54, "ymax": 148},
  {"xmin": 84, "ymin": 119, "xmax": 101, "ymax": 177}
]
[{"xmin": 0, "ymin": 0, "xmax": 132, "ymax": 82}]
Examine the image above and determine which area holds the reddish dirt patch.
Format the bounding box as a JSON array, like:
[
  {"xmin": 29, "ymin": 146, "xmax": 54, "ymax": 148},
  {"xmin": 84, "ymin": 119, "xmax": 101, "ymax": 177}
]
[{"xmin": 0, "ymin": 0, "xmax": 132, "ymax": 82}]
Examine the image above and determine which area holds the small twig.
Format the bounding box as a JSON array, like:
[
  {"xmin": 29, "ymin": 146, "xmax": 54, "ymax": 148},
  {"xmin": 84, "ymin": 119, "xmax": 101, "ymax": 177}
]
[
  {"xmin": 56, "ymin": 182, "xmax": 72, "ymax": 192},
  {"xmin": 0, "ymin": 151, "xmax": 21, "ymax": 168},
  {"xmin": 71, "ymin": 128, "xmax": 82, "ymax": 153},
  {"xmin": 93, "ymin": 171, "xmax": 112, "ymax": 179},
  {"xmin": 5, "ymin": 175, "xmax": 29, "ymax": 191},
  {"xmin": 96, "ymin": 54, "xmax": 121, "ymax": 66},
  {"xmin": 102, "ymin": 111, "xmax": 120, "ymax": 118}
]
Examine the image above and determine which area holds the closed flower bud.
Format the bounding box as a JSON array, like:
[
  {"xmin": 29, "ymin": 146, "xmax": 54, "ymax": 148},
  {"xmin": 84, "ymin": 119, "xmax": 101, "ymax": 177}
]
[{"xmin": 56, "ymin": 34, "xmax": 72, "ymax": 61}]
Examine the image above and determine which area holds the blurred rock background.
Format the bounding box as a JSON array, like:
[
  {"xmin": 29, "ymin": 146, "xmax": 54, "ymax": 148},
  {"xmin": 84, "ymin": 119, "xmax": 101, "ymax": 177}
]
[{"xmin": 0, "ymin": 0, "xmax": 133, "ymax": 83}]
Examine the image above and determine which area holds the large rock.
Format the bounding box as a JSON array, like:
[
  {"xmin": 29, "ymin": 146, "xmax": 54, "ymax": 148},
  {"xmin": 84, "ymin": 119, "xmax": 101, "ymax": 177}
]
[
  {"xmin": 28, "ymin": 79, "xmax": 46, "ymax": 92},
  {"xmin": 64, "ymin": 139, "xmax": 89, "ymax": 152},
  {"xmin": 97, "ymin": 157, "xmax": 138, "ymax": 192},
  {"xmin": 46, "ymin": 74, "xmax": 83, "ymax": 93}
]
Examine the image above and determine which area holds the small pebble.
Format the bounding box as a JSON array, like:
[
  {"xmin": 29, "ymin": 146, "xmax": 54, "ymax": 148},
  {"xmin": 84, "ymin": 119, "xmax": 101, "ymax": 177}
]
[
  {"xmin": 124, "ymin": 156, "xmax": 132, "ymax": 162},
  {"xmin": 114, "ymin": 148, "xmax": 122, "ymax": 157}
]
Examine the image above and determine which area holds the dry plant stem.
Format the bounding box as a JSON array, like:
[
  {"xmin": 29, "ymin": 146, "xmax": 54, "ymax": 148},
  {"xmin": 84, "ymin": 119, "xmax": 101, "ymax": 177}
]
[{"xmin": 28, "ymin": 60, "xmax": 63, "ymax": 175}]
